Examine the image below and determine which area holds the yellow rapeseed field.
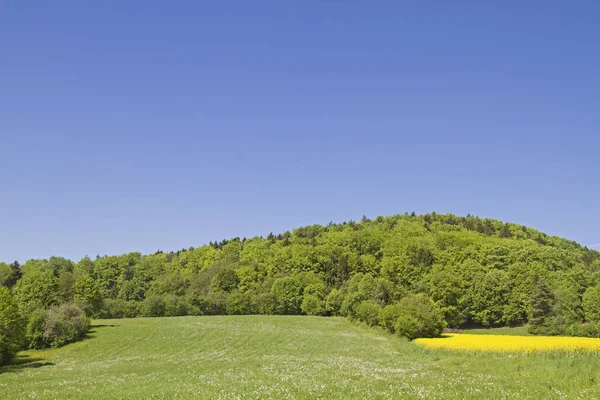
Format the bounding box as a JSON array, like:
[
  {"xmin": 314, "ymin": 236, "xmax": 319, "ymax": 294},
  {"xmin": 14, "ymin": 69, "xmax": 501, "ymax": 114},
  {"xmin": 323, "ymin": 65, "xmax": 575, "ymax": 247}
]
[{"xmin": 414, "ymin": 334, "xmax": 600, "ymax": 353}]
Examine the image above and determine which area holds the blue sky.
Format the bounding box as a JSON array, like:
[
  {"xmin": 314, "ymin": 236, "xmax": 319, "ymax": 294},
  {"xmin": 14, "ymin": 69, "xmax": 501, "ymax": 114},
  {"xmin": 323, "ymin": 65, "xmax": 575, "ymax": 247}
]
[{"xmin": 1, "ymin": 1, "xmax": 599, "ymax": 262}]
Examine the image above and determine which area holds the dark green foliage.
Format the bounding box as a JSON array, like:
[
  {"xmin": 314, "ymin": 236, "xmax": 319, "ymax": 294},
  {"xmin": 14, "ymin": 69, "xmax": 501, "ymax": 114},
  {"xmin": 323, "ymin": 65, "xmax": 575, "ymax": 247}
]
[
  {"xmin": 164, "ymin": 295, "xmax": 189, "ymax": 316},
  {"xmin": 211, "ymin": 269, "xmax": 240, "ymax": 293},
  {"xmin": 256, "ymin": 292, "xmax": 277, "ymax": 315},
  {"xmin": 141, "ymin": 295, "xmax": 167, "ymax": 317},
  {"xmin": 393, "ymin": 294, "xmax": 445, "ymax": 340},
  {"xmin": 0, "ymin": 288, "xmax": 24, "ymax": 364},
  {"xmin": 528, "ymin": 279, "xmax": 563, "ymax": 335},
  {"xmin": 201, "ymin": 292, "xmax": 228, "ymax": 315},
  {"xmin": 226, "ymin": 292, "xmax": 256, "ymax": 315},
  {"xmin": 99, "ymin": 299, "xmax": 140, "ymax": 319}
]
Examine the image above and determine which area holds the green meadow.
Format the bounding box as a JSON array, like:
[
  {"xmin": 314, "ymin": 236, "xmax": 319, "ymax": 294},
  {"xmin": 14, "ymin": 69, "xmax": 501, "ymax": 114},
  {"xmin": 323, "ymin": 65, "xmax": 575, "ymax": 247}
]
[{"xmin": 2, "ymin": 316, "xmax": 600, "ymax": 399}]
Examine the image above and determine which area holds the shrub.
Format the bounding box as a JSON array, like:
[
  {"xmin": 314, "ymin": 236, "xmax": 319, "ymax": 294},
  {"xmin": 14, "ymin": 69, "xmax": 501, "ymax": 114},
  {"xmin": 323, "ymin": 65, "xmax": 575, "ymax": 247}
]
[
  {"xmin": 0, "ymin": 288, "xmax": 24, "ymax": 364},
  {"xmin": 394, "ymin": 294, "xmax": 445, "ymax": 340},
  {"xmin": 379, "ymin": 303, "xmax": 402, "ymax": 333},
  {"xmin": 42, "ymin": 303, "xmax": 90, "ymax": 348},
  {"xmin": 355, "ymin": 300, "xmax": 381, "ymax": 326}
]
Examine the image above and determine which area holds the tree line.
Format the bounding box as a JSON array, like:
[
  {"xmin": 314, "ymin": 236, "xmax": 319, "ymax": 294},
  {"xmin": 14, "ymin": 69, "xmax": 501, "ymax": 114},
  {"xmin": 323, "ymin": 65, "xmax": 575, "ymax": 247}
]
[{"xmin": 2, "ymin": 213, "xmax": 600, "ymax": 364}]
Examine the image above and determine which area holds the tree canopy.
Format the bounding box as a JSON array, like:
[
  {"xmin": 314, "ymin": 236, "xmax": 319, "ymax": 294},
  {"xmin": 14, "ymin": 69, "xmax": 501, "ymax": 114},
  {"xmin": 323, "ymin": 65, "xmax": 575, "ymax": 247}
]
[{"xmin": 2, "ymin": 212, "xmax": 600, "ymax": 345}]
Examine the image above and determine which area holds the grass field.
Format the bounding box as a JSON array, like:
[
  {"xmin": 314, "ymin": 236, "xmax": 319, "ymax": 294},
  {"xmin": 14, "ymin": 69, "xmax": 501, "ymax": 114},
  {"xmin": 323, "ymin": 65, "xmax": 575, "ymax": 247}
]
[{"xmin": 2, "ymin": 316, "xmax": 600, "ymax": 399}]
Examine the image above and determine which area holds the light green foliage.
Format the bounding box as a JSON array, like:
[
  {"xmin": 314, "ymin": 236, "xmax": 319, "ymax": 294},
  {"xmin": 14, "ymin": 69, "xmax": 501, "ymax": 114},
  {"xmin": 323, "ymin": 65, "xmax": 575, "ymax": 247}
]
[
  {"xmin": 73, "ymin": 275, "xmax": 103, "ymax": 315},
  {"xmin": 271, "ymin": 276, "xmax": 303, "ymax": 314},
  {"xmin": 5, "ymin": 316, "xmax": 600, "ymax": 399},
  {"xmin": 47, "ymin": 256, "xmax": 75, "ymax": 276},
  {"xmin": 325, "ymin": 288, "xmax": 343, "ymax": 315},
  {"xmin": 25, "ymin": 309, "xmax": 46, "ymax": 349},
  {"xmin": 301, "ymin": 280, "xmax": 327, "ymax": 316},
  {"xmin": 583, "ymin": 284, "xmax": 600, "ymax": 323},
  {"xmin": 379, "ymin": 303, "xmax": 402, "ymax": 333},
  {"xmin": 469, "ymin": 269, "xmax": 512, "ymax": 326},
  {"xmin": 0, "ymin": 288, "xmax": 24, "ymax": 364},
  {"xmin": 13, "ymin": 268, "xmax": 59, "ymax": 315}
]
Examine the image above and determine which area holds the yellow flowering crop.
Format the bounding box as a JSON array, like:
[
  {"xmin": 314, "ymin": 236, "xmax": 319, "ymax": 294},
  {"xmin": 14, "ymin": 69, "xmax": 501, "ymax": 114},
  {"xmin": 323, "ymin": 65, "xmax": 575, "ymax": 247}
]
[{"xmin": 414, "ymin": 334, "xmax": 600, "ymax": 353}]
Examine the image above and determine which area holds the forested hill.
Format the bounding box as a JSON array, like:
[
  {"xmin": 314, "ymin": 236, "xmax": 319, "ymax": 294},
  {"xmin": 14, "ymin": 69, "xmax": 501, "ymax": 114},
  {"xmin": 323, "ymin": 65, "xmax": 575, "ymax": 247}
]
[{"xmin": 2, "ymin": 213, "xmax": 600, "ymax": 334}]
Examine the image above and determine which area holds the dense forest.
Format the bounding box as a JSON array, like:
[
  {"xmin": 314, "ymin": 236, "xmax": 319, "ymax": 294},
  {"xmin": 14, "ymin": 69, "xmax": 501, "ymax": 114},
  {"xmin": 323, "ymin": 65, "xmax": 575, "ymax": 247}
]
[{"xmin": 2, "ymin": 213, "xmax": 600, "ymax": 363}]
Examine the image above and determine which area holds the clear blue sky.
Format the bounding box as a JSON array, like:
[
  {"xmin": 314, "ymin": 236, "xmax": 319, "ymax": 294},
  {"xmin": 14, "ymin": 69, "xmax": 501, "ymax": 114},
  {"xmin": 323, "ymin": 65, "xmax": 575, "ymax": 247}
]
[{"xmin": 1, "ymin": 1, "xmax": 599, "ymax": 263}]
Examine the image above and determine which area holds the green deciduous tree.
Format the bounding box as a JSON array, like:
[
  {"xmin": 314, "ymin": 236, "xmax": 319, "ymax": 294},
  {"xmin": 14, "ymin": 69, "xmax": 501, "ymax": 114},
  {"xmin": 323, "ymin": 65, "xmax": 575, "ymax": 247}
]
[
  {"xmin": 13, "ymin": 269, "xmax": 59, "ymax": 315},
  {"xmin": 0, "ymin": 288, "xmax": 24, "ymax": 364},
  {"xmin": 583, "ymin": 284, "xmax": 600, "ymax": 324}
]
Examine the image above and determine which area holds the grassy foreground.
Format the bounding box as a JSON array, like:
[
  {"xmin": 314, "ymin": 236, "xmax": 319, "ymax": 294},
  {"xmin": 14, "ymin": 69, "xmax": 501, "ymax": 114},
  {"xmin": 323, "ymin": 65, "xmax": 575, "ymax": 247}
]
[{"xmin": 2, "ymin": 316, "xmax": 600, "ymax": 399}]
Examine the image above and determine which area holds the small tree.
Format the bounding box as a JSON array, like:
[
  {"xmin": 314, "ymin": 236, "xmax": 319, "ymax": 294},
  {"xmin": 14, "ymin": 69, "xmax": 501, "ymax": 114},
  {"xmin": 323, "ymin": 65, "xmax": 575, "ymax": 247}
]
[
  {"xmin": 528, "ymin": 279, "xmax": 561, "ymax": 335},
  {"xmin": 394, "ymin": 294, "xmax": 445, "ymax": 340}
]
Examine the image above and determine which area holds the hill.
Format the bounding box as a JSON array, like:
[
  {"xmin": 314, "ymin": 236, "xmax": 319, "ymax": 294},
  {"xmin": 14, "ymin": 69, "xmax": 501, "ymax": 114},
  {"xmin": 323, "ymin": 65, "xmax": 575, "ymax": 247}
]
[
  {"xmin": 3, "ymin": 213, "xmax": 600, "ymax": 338},
  {"xmin": 3, "ymin": 315, "xmax": 600, "ymax": 399}
]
